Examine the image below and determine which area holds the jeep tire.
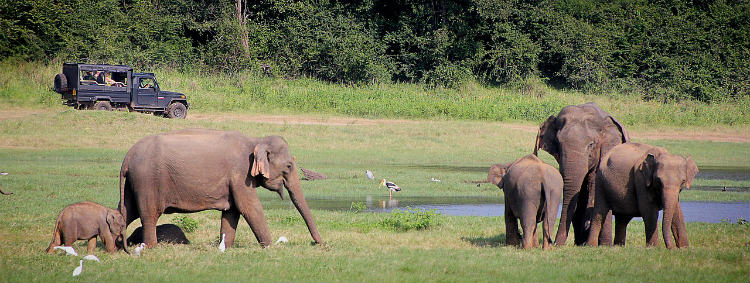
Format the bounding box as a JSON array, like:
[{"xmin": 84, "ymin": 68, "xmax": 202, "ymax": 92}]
[
  {"xmin": 93, "ymin": 100, "xmax": 112, "ymax": 111},
  {"xmin": 54, "ymin": 73, "xmax": 68, "ymax": 93},
  {"xmin": 166, "ymin": 102, "xmax": 187, "ymax": 119}
]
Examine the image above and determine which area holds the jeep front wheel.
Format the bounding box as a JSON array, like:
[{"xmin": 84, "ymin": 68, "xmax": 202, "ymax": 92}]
[
  {"xmin": 166, "ymin": 102, "xmax": 187, "ymax": 119},
  {"xmin": 93, "ymin": 101, "xmax": 112, "ymax": 111}
]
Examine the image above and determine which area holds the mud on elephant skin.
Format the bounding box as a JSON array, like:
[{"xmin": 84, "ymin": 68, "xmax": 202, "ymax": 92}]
[
  {"xmin": 46, "ymin": 201, "xmax": 128, "ymax": 254},
  {"xmin": 492, "ymin": 155, "xmax": 563, "ymax": 250},
  {"xmin": 127, "ymin": 224, "xmax": 190, "ymax": 246},
  {"xmin": 587, "ymin": 143, "xmax": 698, "ymax": 249},
  {"xmin": 118, "ymin": 128, "xmax": 322, "ymax": 249},
  {"xmin": 534, "ymin": 102, "xmax": 629, "ymax": 246}
]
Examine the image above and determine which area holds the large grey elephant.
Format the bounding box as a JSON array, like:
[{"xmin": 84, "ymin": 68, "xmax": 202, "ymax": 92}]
[
  {"xmin": 587, "ymin": 143, "xmax": 697, "ymax": 249},
  {"xmin": 534, "ymin": 102, "xmax": 629, "ymax": 246},
  {"xmin": 490, "ymin": 155, "xmax": 562, "ymax": 250},
  {"xmin": 118, "ymin": 129, "xmax": 322, "ymax": 248}
]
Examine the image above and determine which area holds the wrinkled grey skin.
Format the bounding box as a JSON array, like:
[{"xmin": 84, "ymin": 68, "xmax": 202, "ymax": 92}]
[
  {"xmin": 491, "ymin": 155, "xmax": 563, "ymax": 250},
  {"xmin": 118, "ymin": 128, "xmax": 322, "ymax": 249},
  {"xmin": 587, "ymin": 143, "xmax": 697, "ymax": 249},
  {"xmin": 534, "ymin": 102, "xmax": 629, "ymax": 246},
  {"xmin": 46, "ymin": 201, "xmax": 128, "ymax": 254}
]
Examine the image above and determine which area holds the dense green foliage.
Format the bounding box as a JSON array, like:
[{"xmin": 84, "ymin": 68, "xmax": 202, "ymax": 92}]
[
  {"xmin": 1, "ymin": 0, "xmax": 748, "ymax": 102},
  {"xmin": 379, "ymin": 208, "xmax": 444, "ymax": 231}
]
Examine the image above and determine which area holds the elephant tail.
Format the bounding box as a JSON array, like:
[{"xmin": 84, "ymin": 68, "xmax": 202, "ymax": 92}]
[{"xmin": 46, "ymin": 212, "xmax": 63, "ymax": 253}]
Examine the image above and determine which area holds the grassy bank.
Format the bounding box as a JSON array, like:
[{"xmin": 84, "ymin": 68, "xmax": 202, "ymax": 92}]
[
  {"xmin": 1, "ymin": 60, "xmax": 748, "ymax": 127},
  {"xmin": 1, "ymin": 63, "xmax": 749, "ymax": 282}
]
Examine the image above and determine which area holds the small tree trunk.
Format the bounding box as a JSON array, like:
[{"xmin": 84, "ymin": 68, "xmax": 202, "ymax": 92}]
[{"xmin": 236, "ymin": 0, "xmax": 249, "ymax": 56}]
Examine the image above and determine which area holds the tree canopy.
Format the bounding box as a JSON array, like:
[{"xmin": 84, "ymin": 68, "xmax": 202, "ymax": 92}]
[{"xmin": 1, "ymin": 0, "xmax": 747, "ymax": 102}]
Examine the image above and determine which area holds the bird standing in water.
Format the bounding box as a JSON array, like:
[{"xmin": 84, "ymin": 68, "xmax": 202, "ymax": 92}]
[{"xmin": 379, "ymin": 179, "xmax": 402, "ymax": 199}]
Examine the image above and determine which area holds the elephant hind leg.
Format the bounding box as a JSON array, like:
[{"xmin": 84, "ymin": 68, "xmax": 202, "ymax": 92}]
[
  {"xmin": 504, "ymin": 206, "xmax": 520, "ymax": 247},
  {"xmin": 520, "ymin": 212, "xmax": 538, "ymax": 249}
]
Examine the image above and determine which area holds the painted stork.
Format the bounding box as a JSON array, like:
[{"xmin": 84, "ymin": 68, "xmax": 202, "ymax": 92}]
[{"xmin": 379, "ymin": 179, "xmax": 402, "ymax": 198}]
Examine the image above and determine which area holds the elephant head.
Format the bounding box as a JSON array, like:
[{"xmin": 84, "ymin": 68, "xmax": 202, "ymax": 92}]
[
  {"xmin": 250, "ymin": 136, "xmax": 322, "ymax": 245},
  {"xmin": 106, "ymin": 210, "xmax": 128, "ymax": 253},
  {"xmin": 534, "ymin": 102, "xmax": 629, "ymax": 245},
  {"xmin": 488, "ymin": 163, "xmax": 510, "ymax": 187},
  {"xmin": 637, "ymin": 151, "xmax": 698, "ymax": 248}
]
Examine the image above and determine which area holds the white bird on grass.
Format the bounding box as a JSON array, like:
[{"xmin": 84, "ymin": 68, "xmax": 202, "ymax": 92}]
[
  {"xmin": 82, "ymin": 254, "xmax": 100, "ymax": 262},
  {"xmin": 133, "ymin": 243, "xmax": 146, "ymax": 256},
  {"xmin": 219, "ymin": 233, "xmax": 226, "ymax": 253},
  {"xmin": 275, "ymin": 236, "xmax": 289, "ymax": 244},
  {"xmin": 72, "ymin": 260, "xmax": 83, "ymax": 277},
  {"xmin": 366, "ymin": 170, "xmax": 374, "ymax": 180},
  {"xmin": 430, "ymin": 177, "xmax": 440, "ymax": 182},
  {"xmin": 379, "ymin": 179, "xmax": 402, "ymax": 199},
  {"xmin": 53, "ymin": 246, "xmax": 78, "ymax": 256}
]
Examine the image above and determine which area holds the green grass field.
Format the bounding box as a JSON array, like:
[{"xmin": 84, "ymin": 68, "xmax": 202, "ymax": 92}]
[{"xmin": 0, "ymin": 110, "xmax": 748, "ymax": 282}]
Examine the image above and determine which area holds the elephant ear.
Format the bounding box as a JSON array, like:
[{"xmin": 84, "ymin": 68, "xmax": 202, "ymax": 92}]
[
  {"xmin": 638, "ymin": 153, "xmax": 657, "ymax": 188},
  {"xmin": 608, "ymin": 116, "xmax": 630, "ymax": 143},
  {"xmin": 106, "ymin": 211, "xmax": 123, "ymax": 236},
  {"xmin": 684, "ymin": 156, "xmax": 698, "ymax": 189},
  {"xmin": 251, "ymin": 143, "xmax": 270, "ymax": 177},
  {"xmin": 535, "ymin": 115, "xmax": 560, "ymax": 161}
]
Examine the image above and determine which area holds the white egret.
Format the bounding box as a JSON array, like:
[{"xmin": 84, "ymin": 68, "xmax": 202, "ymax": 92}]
[
  {"xmin": 379, "ymin": 179, "xmax": 402, "ymax": 199},
  {"xmin": 82, "ymin": 254, "xmax": 100, "ymax": 262},
  {"xmin": 275, "ymin": 236, "xmax": 288, "ymax": 244},
  {"xmin": 366, "ymin": 170, "xmax": 374, "ymax": 180},
  {"xmin": 133, "ymin": 243, "xmax": 146, "ymax": 256},
  {"xmin": 430, "ymin": 178, "xmax": 440, "ymax": 182},
  {"xmin": 72, "ymin": 260, "xmax": 83, "ymax": 277},
  {"xmin": 53, "ymin": 246, "xmax": 78, "ymax": 256},
  {"xmin": 219, "ymin": 233, "xmax": 226, "ymax": 253}
]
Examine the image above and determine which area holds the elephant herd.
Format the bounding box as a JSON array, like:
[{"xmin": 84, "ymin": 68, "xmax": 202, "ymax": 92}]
[
  {"xmin": 45, "ymin": 102, "xmax": 696, "ymax": 255},
  {"xmin": 489, "ymin": 102, "xmax": 697, "ymax": 249}
]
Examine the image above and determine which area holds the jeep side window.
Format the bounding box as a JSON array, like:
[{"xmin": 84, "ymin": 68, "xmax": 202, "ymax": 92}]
[
  {"xmin": 80, "ymin": 71, "xmax": 97, "ymax": 85},
  {"xmin": 139, "ymin": 78, "xmax": 155, "ymax": 89},
  {"xmin": 107, "ymin": 72, "xmax": 127, "ymax": 87}
]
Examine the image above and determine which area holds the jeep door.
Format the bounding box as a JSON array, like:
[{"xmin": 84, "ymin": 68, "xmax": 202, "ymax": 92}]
[{"xmin": 135, "ymin": 77, "xmax": 157, "ymax": 106}]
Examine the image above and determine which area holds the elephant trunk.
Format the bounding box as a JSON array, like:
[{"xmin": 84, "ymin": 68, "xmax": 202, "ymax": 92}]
[
  {"xmin": 554, "ymin": 154, "xmax": 588, "ymax": 246},
  {"xmin": 661, "ymin": 188, "xmax": 680, "ymax": 249},
  {"xmin": 286, "ymin": 166, "xmax": 322, "ymax": 244}
]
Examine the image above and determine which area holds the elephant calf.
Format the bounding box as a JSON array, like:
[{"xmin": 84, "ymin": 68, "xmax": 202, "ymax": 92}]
[
  {"xmin": 46, "ymin": 201, "xmax": 128, "ymax": 254},
  {"xmin": 587, "ymin": 143, "xmax": 698, "ymax": 249},
  {"xmin": 490, "ymin": 154, "xmax": 563, "ymax": 250},
  {"xmin": 127, "ymin": 224, "xmax": 190, "ymax": 246}
]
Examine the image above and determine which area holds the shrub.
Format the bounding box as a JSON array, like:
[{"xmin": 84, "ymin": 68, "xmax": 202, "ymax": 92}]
[
  {"xmin": 171, "ymin": 215, "xmax": 199, "ymax": 233},
  {"xmin": 379, "ymin": 207, "xmax": 443, "ymax": 231},
  {"xmin": 350, "ymin": 201, "xmax": 367, "ymax": 213}
]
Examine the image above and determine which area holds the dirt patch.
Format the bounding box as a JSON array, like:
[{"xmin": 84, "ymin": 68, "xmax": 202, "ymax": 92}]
[
  {"xmin": 0, "ymin": 109, "xmax": 52, "ymax": 121},
  {"xmin": 188, "ymin": 113, "xmax": 415, "ymax": 126}
]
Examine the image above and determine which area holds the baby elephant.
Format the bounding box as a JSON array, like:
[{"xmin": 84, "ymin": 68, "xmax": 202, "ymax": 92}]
[
  {"xmin": 490, "ymin": 154, "xmax": 562, "ymax": 249},
  {"xmin": 46, "ymin": 201, "xmax": 128, "ymax": 254},
  {"xmin": 587, "ymin": 143, "xmax": 698, "ymax": 249},
  {"xmin": 127, "ymin": 224, "xmax": 190, "ymax": 246}
]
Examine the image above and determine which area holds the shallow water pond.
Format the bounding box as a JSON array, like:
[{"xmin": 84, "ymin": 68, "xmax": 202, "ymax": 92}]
[{"xmin": 263, "ymin": 195, "xmax": 749, "ymax": 223}]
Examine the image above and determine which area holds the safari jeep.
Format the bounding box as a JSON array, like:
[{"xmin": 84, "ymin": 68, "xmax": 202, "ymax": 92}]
[{"xmin": 53, "ymin": 63, "xmax": 189, "ymax": 119}]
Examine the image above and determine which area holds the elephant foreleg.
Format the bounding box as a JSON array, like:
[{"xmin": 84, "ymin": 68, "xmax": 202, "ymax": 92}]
[
  {"xmin": 613, "ymin": 215, "xmax": 633, "ymax": 246},
  {"xmin": 232, "ymin": 185, "xmax": 272, "ymax": 247},
  {"xmin": 220, "ymin": 208, "xmax": 240, "ymax": 248},
  {"xmin": 642, "ymin": 211, "xmax": 659, "ymax": 247},
  {"xmin": 139, "ymin": 215, "xmax": 160, "ymax": 248}
]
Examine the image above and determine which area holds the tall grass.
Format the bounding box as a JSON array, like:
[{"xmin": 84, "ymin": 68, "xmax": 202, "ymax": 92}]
[{"xmin": 1, "ymin": 59, "xmax": 748, "ymax": 126}]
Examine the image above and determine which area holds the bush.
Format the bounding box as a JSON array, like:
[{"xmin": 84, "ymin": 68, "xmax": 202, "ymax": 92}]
[
  {"xmin": 171, "ymin": 215, "xmax": 199, "ymax": 233},
  {"xmin": 350, "ymin": 201, "xmax": 367, "ymax": 213},
  {"xmin": 378, "ymin": 207, "xmax": 443, "ymax": 231},
  {"xmin": 422, "ymin": 62, "xmax": 473, "ymax": 89}
]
